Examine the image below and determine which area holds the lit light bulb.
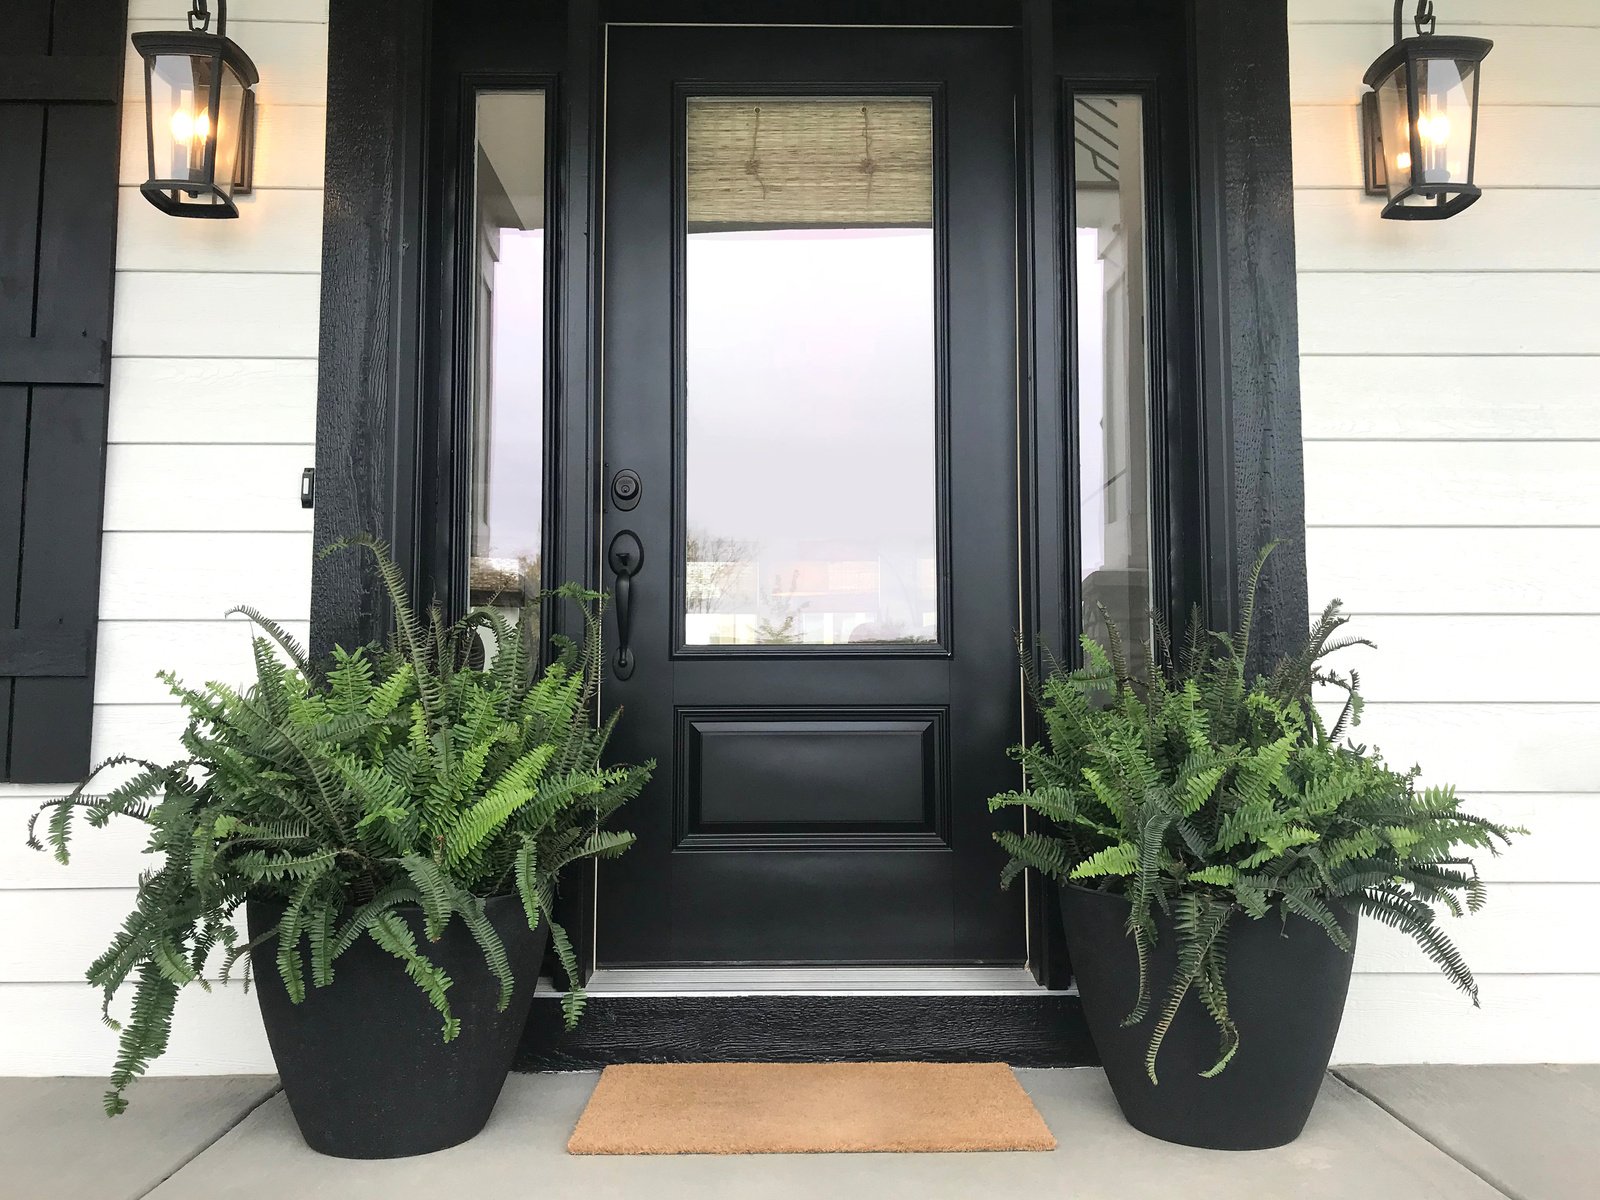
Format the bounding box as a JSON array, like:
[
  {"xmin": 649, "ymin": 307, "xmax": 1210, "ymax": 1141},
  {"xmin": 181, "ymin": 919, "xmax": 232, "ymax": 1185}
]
[
  {"xmin": 1395, "ymin": 151, "xmax": 1412, "ymax": 173},
  {"xmin": 1417, "ymin": 113, "xmax": 1451, "ymax": 145},
  {"xmin": 170, "ymin": 108, "xmax": 210, "ymax": 145}
]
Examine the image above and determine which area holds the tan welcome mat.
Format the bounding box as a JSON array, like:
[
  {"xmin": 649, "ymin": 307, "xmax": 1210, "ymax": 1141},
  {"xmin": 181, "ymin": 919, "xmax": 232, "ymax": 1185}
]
[{"xmin": 566, "ymin": 1062, "xmax": 1057, "ymax": 1155}]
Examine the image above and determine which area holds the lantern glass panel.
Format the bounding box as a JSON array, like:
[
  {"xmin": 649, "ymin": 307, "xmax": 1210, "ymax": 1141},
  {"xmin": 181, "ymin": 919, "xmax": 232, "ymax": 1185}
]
[
  {"xmin": 212, "ymin": 62, "xmax": 247, "ymax": 200},
  {"xmin": 1373, "ymin": 64, "xmax": 1414, "ymax": 204},
  {"xmin": 1373, "ymin": 53, "xmax": 1481, "ymax": 210},
  {"xmin": 148, "ymin": 53, "xmax": 210, "ymax": 185},
  {"xmin": 1414, "ymin": 56, "xmax": 1479, "ymax": 187},
  {"xmin": 146, "ymin": 49, "xmax": 244, "ymax": 207}
]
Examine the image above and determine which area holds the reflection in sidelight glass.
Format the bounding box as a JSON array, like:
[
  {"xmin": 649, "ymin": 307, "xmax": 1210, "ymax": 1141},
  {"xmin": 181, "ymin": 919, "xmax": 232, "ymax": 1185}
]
[
  {"xmin": 468, "ymin": 92, "xmax": 547, "ymax": 653},
  {"xmin": 1074, "ymin": 95, "xmax": 1154, "ymax": 653},
  {"xmin": 683, "ymin": 97, "xmax": 940, "ymax": 647}
]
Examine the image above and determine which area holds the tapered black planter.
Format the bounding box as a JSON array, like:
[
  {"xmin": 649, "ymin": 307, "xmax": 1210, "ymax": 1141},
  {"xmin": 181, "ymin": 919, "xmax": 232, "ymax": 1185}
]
[
  {"xmin": 248, "ymin": 895, "xmax": 547, "ymax": 1159},
  {"xmin": 1062, "ymin": 883, "xmax": 1358, "ymax": 1150}
]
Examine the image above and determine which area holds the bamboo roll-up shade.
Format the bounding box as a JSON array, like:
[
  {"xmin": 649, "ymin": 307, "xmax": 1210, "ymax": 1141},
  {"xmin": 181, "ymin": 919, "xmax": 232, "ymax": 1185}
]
[{"xmin": 686, "ymin": 97, "xmax": 934, "ymax": 231}]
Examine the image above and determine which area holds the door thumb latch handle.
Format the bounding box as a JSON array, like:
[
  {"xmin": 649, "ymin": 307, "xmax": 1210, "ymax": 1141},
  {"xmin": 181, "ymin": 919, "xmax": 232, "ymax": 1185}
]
[{"xmin": 607, "ymin": 531, "xmax": 644, "ymax": 680}]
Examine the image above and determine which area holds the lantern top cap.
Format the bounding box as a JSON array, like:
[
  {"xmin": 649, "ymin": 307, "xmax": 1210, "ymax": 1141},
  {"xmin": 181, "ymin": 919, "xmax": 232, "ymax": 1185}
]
[
  {"xmin": 1364, "ymin": 33, "xmax": 1494, "ymax": 90},
  {"xmin": 131, "ymin": 29, "xmax": 260, "ymax": 88}
]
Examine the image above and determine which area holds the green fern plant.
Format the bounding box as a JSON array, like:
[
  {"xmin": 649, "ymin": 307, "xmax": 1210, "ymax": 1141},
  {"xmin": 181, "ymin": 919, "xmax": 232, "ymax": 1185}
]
[
  {"xmin": 28, "ymin": 536, "xmax": 651, "ymax": 1116},
  {"xmin": 991, "ymin": 546, "xmax": 1521, "ymax": 1084}
]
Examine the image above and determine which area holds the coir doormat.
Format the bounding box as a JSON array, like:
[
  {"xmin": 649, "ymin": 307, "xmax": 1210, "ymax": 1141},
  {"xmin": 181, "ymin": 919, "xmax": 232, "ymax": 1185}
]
[{"xmin": 566, "ymin": 1061, "xmax": 1057, "ymax": 1155}]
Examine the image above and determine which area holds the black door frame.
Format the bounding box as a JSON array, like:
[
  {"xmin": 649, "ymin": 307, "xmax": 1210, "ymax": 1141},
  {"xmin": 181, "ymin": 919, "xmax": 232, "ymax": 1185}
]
[{"xmin": 312, "ymin": 0, "xmax": 1308, "ymax": 1065}]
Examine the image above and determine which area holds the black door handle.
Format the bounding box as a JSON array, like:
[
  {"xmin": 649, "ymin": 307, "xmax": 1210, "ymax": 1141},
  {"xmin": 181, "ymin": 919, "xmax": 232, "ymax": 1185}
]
[{"xmin": 608, "ymin": 530, "xmax": 644, "ymax": 679}]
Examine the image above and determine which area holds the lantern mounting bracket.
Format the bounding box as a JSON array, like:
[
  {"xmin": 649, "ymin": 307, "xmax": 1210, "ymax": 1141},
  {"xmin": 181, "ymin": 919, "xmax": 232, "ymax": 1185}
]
[
  {"xmin": 1396, "ymin": 1, "xmax": 1437, "ymax": 44},
  {"xmin": 186, "ymin": 1, "xmax": 229, "ymax": 36}
]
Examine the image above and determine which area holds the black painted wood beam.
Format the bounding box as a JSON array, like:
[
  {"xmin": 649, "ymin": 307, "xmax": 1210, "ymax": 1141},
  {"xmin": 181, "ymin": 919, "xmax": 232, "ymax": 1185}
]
[
  {"xmin": 0, "ymin": 630, "xmax": 90, "ymax": 677},
  {"xmin": 311, "ymin": 0, "xmax": 434, "ymax": 658},
  {"xmin": 0, "ymin": 56, "xmax": 124, "ymax": 103},
  {"xmin": 0, "ymin": 337, "xmax": 109, "ymax": 386},
  {"xmin": 1190, "ymin": 0, "xmax": 1311, "ymax": 665},
  {"xmin": 518, "ymin": 993, "xmax": 1099, "ymax": 1071}
]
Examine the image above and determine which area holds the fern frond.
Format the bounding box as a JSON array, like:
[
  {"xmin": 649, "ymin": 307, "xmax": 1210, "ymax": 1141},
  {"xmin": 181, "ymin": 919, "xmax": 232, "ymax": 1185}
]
[
  {"xmin": 226, "ymin": 605, "xmax": 314, "ymax": 678},
  {"xmin": 367, "ymin": 912, "xmax": 459, "ymax": 1040}
]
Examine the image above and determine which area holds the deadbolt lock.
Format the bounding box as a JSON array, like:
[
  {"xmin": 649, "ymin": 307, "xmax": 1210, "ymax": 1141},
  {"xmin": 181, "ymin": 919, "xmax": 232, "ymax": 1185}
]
[{"xmin": 612, "ymin": 468, "xmax": 642, "ymax": 511}]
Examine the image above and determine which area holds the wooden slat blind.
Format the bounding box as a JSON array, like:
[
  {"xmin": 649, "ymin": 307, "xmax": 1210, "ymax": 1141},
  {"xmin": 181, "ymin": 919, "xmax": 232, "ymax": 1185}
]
[
  {"xmin": 0, "ymin": 0, "xmax": 125, "ymax": 783},
  {"xmin": 686, "ymin": 97, "xmax": 933, "ymax": 231}
]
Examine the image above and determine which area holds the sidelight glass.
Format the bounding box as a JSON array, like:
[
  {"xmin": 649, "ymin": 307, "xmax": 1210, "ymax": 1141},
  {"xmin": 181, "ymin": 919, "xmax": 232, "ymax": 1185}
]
[
  {"xmin": 682, "ymin": 96, "xmax": 940, "ymax": 647},
  {"xmin": 467, "ymin": 91, "xmax": 548, "ymax": 651},
  {"xmin": 1073, "ymin": 95, "xmax": 1154, "ymax": 653}
]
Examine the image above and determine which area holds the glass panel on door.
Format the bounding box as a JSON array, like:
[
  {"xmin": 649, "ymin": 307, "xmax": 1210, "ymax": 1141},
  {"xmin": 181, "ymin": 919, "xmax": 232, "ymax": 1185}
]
[{"xmin": 682, "ymin": 96, "xmax": 941, "ymax": 648}]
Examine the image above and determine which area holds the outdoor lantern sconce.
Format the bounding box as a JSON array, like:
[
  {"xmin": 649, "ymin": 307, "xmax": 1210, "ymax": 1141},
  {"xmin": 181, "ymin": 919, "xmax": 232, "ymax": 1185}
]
[
  {"xmin": 133, "ymin": 0, "xmax": 258, "ymax": 218},
  {"xmin": 1362, "ymin": 0, "xmax": 1492, "ymax": 220}
]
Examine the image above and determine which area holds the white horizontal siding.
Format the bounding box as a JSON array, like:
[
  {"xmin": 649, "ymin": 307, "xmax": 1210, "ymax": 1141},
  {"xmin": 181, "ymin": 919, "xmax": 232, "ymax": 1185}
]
[
  {"xmin": 1301, "ymin": 358, "xmax": 1600, "ymax": 439},
  {"xmin": 1, "ymin": 891, "xmax": 190, "ymax": 983},
  {"xmin": 1469, "ymin": 795, "xmax": 1600, "ymax": 884},
  {"xmin": 107, "ymin": 359, "xmax": 317, "ymax": 444},
  {"xmin": 104, "ymin": 445, "xmax": 316, "ymax": 532},
  {"xmin": 124, "ymin": 20, "xmax": 328, "ymax": 107},
  {"xmin": 1290, "ymin": 0, "xmax": 1600, "ymax": 24},
  {"xmin": 113, "ymin": 273, "xmax": 321, "ymax": 358},
  {"xmin": 1294, "ymin": 107, "xmax": 1600, "ymax": 190},
  {"xmin": 128, "ymin": 0, "xmax": 327, "ymax": 17},
  {"xmin": 1330, "ymin": 616, "xmax": 1600, "ymax": 702},
  {"xmin": 1304, "ymin": 443, "xmax": 1600, "ymax": 527},
  {"xmin": 1334, "ymin": 975, "xmax": 1600, "ymax": 1065},
  {"xmin": 1301, "ymin": 274, "xmax": 1600, "ymax": 355},
  {"xmin": 0, "ymin": 985, "xmax": 272, "ymax": 1076},
  {"xmin": 99, "ymin": 533, "xmax": 315, "ymax": 621},
  {"xmin": 2, "ymin": 799, "xmax": 153, "ymax": 891},
  {"xmin": 0, "ymin": 1, "xmax": 327, "ymax": 1076},
  {"xmin": 1297, "ymin": 192, "xmax": 1600, "ymax": 271},
  {"xmin": 116, "ymin": 189, "xmax": 325, "ymax": 273},
  {"xmin": 1308, "ymin": 528, "xmax": 1600, "ymax": 613},
  {"xmin": 95, "ymin": 619, "xmax": 313, "ymax": 704},
  {"xmin": 1353, "ymin": 885, "xmax": 1600, "ymax": 975},
  {"xmin": 1289, "ymin": 25, "xmax": 1600, "ymax": 105},
  {"xmin": 1295, "ymin": 2, "xmax": 1600, "ymax": 1065},
  {"xmin": 1340, "ymin": 704, "xmax": 1600, "ymax": 794},
  {"xmin": 119, "ymin": 103, "xmax": 326, "ymax": 189}
]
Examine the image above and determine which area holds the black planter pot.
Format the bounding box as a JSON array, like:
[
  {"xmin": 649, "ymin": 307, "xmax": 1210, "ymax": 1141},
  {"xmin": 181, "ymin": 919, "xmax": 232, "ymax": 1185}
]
[
  {"xmin": 1061, "ymin": 882, "xmax": 1358, "ymax": 1150},
  {"xmin": 247, "ymin": 894, "xmax": 548, "ymax": 1159}
]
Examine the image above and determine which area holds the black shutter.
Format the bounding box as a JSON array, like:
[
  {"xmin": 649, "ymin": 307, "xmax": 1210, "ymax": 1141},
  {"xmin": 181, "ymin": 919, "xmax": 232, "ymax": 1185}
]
[{"xmin": 0, "ymin": 0, "xmax": 126, "ymax": 782}]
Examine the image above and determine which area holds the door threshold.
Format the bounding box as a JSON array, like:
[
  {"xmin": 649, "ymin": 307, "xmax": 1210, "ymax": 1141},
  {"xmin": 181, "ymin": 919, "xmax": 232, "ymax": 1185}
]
[{"xmin": 580, "ymin": 966, "xmax": 1058, "ymax": 997}]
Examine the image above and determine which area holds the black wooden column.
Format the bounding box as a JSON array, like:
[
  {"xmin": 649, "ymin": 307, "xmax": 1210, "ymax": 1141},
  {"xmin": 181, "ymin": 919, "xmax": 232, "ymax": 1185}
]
[
  {"xmin": 310, "ymin": 0, "xmax": 434, "ymax": 658},
  {"xmin": 1190, "ymin": 0, "xmax": 1311, "ymax": 665},
  {"xmin": 0, "ymin": 0, "xmax": 125, "ymax": 782}
]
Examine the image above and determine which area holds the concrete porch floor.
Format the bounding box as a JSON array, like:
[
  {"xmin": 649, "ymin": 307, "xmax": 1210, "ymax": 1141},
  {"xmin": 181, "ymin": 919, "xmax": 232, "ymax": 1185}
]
[{"xmin": 5, "ymin": 1066, "xmax": 1595, "ymax": 1200}]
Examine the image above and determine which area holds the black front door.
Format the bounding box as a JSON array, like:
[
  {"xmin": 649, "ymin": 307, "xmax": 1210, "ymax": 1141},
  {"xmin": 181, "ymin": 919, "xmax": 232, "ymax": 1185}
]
[{"xmin": 598, "ymin": 25, "xmax": 1024, "ymax": 967}]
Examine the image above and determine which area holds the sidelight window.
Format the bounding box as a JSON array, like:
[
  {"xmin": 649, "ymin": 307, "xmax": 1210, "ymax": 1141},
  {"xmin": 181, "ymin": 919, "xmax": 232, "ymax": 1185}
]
[
  {"xmin": 1072, "ymin": 94, "xmax": 1155, "ymax": 653},
  {"xmin": 466, "ymin": 91, "xmax": 549, "ymax": 650},
  {"xmin": 681, "ymin": 96, "xmax": 942, "ymax": 648}
]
